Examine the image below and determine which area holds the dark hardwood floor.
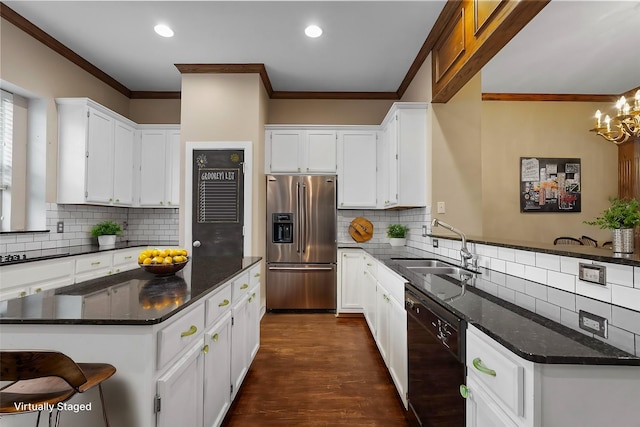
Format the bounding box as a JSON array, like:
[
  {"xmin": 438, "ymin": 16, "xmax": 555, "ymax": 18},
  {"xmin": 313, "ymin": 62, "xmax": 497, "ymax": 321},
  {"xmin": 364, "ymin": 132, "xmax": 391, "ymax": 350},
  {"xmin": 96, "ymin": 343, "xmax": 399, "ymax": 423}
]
[{"xmin": 222, "ymin": 313, "xmax": 409, "ymax": 427}]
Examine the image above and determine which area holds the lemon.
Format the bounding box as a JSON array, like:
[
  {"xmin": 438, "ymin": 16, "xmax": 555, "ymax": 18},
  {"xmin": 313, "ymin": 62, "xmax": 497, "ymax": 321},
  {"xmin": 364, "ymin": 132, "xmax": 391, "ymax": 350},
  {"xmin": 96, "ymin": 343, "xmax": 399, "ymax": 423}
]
[
  {"xmin": 153, "ymin": 256, "xmax": 164, "ymax": 264},
  {"xmin": 138, "ymin": 254, "xmax": 148, "ymax": 263},
  {"xmin": 180, "ymin": 249, "xmax": 188, "ymax": 256},
  {"xmin": 163, "ymin": 256, "xmax": 173, "ymax": 264},
  {"xmin": 152, "ymin": 249, "xmax": 160, "ymax": 257},
  {"xmin": 172, "ymin": 255, "xmax": 183, "ymax": 263},
  {"xmin": 169, "ymin": 249, "xmax": 179, "ymax": 257},
  {"xmin": 143, "ymin": 257, "xmax": 152, "ymax": 265}
]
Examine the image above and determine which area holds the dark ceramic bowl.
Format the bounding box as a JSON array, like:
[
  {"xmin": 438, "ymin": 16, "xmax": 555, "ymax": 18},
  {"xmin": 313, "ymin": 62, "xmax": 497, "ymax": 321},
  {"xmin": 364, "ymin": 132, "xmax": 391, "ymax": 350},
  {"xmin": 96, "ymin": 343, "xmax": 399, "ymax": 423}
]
[{"xmin": 139, "ymin": 259, "xmax": 189, "ymax": 276}]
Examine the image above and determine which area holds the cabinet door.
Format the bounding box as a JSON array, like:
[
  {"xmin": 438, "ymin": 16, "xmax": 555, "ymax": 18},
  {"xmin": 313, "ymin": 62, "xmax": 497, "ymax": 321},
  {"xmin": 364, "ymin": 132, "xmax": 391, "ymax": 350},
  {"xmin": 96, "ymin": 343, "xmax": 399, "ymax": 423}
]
[
  {"xmin": 166, "ymin": 130, "xmax": 181, "ymax": 207},
  {"xmin": 382, "ymin": 115, "xmax": 399, "ymax": 207},
  {"xmin": 247, "ymin": 284, "xmax": 261, "ymax": 362},
  {"xmin": 389, "ymin": 295, "xmax": 408, "ymax": 409},
  {"xmin": 376, "ymin": 285, "xmax": 390, "ymax": 364},
  {"xmin": 362, "ymin": 270, "xmax": 377, "ymax": 336},
  {"xmin": 85, "ymin": 107, "xmax": 114, "ymax": 203},
  {"xmin": 157, "ymin": 341, "xmax": 205, "ymax": 427},
  {"xmin": 268, "ymin": 130, "xmax": 302, "ymax": 173},
  {"xmin": 338, "ymin": 250, "xmax": 364, "ymax": 312},
  {"xmin": 337, "ymin": 131, "xmax": 377, "ymax": 208},
  {"xmin": 230, "ymin": 294, "xmax": 249, "ymax": 400},
  {"xmin": 204, "ymin": 313, "xmax": 232, "ymax": 427},
  {"xmin": 139, "ymin": 130, "xmax": 168, "ymax": 206},
  {"xmin": 113, "ymin": 120, "xmax": 135, "ymax": 205},
  {"xmin": 466, "ymin": 377, "xmax": 518, "ymax": 427},
  {"xmin": 305, "ymin": 130, "xmax": 337, "ymax": 173}
]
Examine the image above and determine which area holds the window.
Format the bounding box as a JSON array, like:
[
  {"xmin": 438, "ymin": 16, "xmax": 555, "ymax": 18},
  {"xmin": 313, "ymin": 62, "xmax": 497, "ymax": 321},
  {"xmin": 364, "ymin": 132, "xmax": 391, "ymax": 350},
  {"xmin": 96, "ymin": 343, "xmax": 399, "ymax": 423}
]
[{"xmin": 1, "ymin": 89, "xmax": 13, "ymax": 229}]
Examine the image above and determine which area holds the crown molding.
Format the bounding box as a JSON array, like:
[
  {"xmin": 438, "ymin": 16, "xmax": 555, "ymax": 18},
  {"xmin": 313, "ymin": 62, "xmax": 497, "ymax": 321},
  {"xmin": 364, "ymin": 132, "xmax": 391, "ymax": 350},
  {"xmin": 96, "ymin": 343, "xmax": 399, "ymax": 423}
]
[{"xmin": 482, "ymin": 93, "xmax": 620, "ymax": 102}]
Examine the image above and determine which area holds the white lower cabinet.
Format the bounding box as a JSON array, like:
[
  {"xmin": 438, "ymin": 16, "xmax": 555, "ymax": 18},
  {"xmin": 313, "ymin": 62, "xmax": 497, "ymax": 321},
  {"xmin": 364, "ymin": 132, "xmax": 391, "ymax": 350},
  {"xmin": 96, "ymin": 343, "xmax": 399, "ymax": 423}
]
[
  {"xmin": 203, "ymin": 312, "xmax": 232, "ymax": 427},
  {"xmin": 0, "ymin": 257, "xmax": 74, "ymax": 300},
  {"xmin": 230, "ymin": 290, "xmax": 249, "ymax": 400},
  {"xmin": 337, "ymin": 249, "xmax": 364, "ymax": 313},
  {"xmin": 157, "ymin": 339, "xmax": 205, "ymax": 427},
  {"xmin": 337, "ymin": 248, "xmax": 407, "ymax": 409},
  {"xmin": 466, "ymin": 375, "xmax": 517, "ymax": 427}
]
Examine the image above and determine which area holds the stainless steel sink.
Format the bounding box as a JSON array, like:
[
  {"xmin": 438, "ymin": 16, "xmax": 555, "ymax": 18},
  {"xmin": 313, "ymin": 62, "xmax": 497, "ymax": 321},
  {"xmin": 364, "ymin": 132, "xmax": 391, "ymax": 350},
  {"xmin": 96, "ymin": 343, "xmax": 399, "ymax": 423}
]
[{"xmin": 391, "ymin": 258, "xmax": 473, "ymax": 276}]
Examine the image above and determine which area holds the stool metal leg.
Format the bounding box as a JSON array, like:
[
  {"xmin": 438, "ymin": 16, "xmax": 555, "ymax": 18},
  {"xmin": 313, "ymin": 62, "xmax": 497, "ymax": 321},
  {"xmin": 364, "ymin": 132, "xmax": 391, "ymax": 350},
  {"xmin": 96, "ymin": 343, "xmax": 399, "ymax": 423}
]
[
  {"xmin": 98, "ymin": 384, "xmax": 109, "ymax": 427},
  {"xmin": 35, "ymin": 411, "xmax": 41, "ymax": 427}
]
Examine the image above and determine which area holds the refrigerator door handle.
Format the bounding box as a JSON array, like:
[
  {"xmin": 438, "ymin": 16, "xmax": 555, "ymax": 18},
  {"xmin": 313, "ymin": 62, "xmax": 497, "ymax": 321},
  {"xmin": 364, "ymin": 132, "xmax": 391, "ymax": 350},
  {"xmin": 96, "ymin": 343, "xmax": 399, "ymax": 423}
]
[
  {"xmin": 268, "ymin": 266, "xmax": 334, "ymax": 271},
  {"xmin": 302, "ymin": 183, "xmax": 307, "ymax": 254},
  {"xmin": 296, "ymin": 181, "xmax": 301, "ymax": 253}
]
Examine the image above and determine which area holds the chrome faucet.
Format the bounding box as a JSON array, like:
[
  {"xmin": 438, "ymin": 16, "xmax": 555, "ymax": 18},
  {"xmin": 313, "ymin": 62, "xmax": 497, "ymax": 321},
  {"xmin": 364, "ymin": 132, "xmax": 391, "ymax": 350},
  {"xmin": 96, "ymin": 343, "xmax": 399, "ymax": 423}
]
[{"xmin": 431, "ymin": 218, "xmax": 474, "ymax": 268}]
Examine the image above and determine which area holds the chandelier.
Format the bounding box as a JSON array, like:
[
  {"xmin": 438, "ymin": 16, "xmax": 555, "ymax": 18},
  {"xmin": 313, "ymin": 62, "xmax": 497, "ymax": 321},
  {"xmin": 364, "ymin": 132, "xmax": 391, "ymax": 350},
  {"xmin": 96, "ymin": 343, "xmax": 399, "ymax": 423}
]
[{"xmin": 591, "ymin": 90, "xmax": 640, "ymax": 144}]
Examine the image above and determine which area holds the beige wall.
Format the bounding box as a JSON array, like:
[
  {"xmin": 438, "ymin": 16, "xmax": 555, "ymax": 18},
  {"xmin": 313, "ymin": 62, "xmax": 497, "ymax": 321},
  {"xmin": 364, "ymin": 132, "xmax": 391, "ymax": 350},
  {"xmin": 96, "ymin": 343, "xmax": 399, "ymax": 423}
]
[
  {"xmin": 129, "ymin": 98, "xmax": 181, "ymax": 124},
  {"xmin": 180, "ymin": 73, "xmax": 266, "ymax": 257},
  {"xmin": 267, "ymin": 98, "xmax": 392, "ymax": 125},
  {"xmin": 431, "ymin": 74, "xmax": 484, "ymax": 236},
  {"xmin": 481, "ymin": 100, "xmax": 618, "ymax": 243},
  {"xmin": 1, "ymin": 19, "xmax": 132, "ymax": 202}
]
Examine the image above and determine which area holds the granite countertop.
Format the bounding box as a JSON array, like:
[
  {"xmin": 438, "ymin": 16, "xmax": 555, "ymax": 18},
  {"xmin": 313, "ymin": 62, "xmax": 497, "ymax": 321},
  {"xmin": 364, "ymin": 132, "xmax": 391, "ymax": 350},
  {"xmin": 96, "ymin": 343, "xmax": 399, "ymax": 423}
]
[
  {"xmin": 0, "ymin": 240, "xmax": 181, "ymax": 266},
  {"xmin": 340, "ymin": 243, "xmax": 640, "ymax": 366},
  {"xmin": 0, "ymin": 256, "xmax": 262, "ymax": 325},
  {"xmin": 429, "ymin": 233, "xmax": 640, "ymax": 267}
]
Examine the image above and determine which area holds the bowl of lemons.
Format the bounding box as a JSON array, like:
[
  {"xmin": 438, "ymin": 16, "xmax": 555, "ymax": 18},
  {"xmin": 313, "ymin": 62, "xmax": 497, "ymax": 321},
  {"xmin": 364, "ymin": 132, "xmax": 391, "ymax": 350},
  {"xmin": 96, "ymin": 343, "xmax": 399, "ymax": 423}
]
[{"xmin": 138, "ymin": 248, "xmax": 189, "ymax": 276}]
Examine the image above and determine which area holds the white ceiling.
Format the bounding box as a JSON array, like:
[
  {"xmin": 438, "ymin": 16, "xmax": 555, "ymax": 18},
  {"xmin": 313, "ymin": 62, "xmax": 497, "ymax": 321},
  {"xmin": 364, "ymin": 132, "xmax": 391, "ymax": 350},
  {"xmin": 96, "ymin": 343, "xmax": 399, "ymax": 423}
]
[{"xmin": 4, "ymin": 0, "xmax": 639, "ymax": 96}]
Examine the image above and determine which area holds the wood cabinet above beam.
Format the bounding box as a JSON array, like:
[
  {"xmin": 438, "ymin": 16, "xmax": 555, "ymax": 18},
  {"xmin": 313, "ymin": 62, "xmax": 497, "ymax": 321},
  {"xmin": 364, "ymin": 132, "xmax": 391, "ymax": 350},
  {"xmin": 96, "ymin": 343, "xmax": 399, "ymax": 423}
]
[{"xmin": 431, "ymin": 0, "xmax": 550, "ymax": 103}]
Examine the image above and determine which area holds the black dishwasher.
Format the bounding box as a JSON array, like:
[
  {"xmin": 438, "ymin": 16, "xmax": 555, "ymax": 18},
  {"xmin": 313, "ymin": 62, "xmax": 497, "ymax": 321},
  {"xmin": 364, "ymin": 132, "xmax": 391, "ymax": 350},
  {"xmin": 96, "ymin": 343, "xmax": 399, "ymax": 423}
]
[{"xmin": 405, "ymin": 283, "xmax": 465, "ymax": 427}]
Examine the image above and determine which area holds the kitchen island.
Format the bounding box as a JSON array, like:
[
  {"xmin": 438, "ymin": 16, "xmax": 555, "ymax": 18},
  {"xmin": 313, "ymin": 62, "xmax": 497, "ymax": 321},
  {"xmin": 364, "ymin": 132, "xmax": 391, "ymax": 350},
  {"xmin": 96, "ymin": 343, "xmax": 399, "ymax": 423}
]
[{"xmin": 0, "ymin": 255, "xmax": 262, "ymax": 427}]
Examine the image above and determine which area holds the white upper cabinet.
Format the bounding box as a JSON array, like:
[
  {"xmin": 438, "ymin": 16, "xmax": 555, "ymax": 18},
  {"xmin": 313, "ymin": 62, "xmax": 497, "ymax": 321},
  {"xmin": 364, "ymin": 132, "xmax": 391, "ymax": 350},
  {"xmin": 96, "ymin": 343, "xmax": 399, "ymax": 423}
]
[
  {"xmin": 135, "ymin": 125, "xmax": 181, "ymax": 208},
  {"xmin": 265, "ymin": 127, "xmax": 337, "ymax": 174},
  {"xmin": 57, "ymin": 98, "xmax": 136, "ymax": 206},
  {"xmin": 337, "ymin": 130, "xmax": 378, "ymax": 209},
  {"xmin": 379, "ymin": 103, "xmax": 427, "ymax": 208},
  {"xmin": 57, "ymin": 98, "xmax": 180, "ymax": 208}
]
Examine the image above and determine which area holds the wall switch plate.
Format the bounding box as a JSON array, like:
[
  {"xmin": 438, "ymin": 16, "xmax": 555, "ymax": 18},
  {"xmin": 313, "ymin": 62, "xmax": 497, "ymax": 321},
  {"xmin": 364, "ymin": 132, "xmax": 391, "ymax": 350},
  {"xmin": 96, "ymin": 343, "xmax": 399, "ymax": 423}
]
[
  {"xmin": 579, "ymin": 310, "xmax": 608, "ymax": 338},
  {"xmin": 422, "ymin": 225, "xmax": 428, "ymax": 237},
  {"xmin": 578, "ymin": 263, "xmax": 606, "ymax": 285},
  {"xmin": 56, "ymin": 221, "xmax": 64, "ymax": 233},
  {"xmin": 437, "ymin": 201, "xmax": 446, "ymax": 214}
]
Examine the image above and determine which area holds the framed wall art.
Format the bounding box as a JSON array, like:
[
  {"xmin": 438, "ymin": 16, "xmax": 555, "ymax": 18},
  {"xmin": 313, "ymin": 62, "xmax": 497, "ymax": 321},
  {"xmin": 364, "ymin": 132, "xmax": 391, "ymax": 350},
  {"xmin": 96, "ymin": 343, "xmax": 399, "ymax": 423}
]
[{"xmin": 520, "ymin": 157, "xmax": 581, "ymax": 213}]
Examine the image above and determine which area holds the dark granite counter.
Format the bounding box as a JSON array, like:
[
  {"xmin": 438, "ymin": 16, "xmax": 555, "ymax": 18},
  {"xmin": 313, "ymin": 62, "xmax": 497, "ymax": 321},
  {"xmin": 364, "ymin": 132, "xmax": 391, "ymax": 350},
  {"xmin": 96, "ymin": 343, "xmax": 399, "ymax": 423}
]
[
  {"xmin": 340, "ymin": 244, "xmax": 640, "ymax": 366},
  {"xmin": 430, "ymin": 233, "xmax": 640, "ymax": 267},
  {"xmin": 0, "ymin": 256, "xmax": 261, "ymax": 325},
  {"xmin": 0, "ymin": 240, "xmax": 180, "ymax": 266}
]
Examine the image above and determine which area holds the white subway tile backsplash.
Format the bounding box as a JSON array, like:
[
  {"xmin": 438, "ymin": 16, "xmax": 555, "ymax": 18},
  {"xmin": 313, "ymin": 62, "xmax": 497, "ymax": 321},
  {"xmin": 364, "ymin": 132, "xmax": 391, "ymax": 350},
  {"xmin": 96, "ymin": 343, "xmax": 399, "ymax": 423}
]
[
  {"xmin": 597, "ymin": 325, "xmax": 636, "ymax": 355},
  {"xmin": 576, "ymin": 280, "xmax": 612, "ymax": 303},
  {"xmin": 547, "ymin": 270, "xmax": 576, "ymax": 293},
  {"xmin": 635, "ymin": 267, "xmax": 640, "ymax": 289},
  {"xmin": 505, "ymin": 261, "xmax": 525, "ymax": 278},
  {"xmin": 611, "ymin": 285, "xmax": 640, "ymax": 312},
  {"xmin": 514, "ymin": 249, "xmax": 536, "ymax": 266},
  {"xmin": 497, "ymin": 247, "xmax": 516, "ymax": 262},
  {"xmin": 515, "ymin": 292, "xmax": 536, "ymax": 312},
  {"xmin": 603, "ymin": 262, "xmax": 634, "ymax": 288},
  {"xmin": 576, "ymin": 295, "xmax": 612, "ymax": 320},
  {"xmin": 560, "ymin": 256, "xmax": 581, "ymax": 276},
  {"xmin": 612, "ymin": 306, "xmax": 640, "ymax": 335},
  {"xmin": 535, "ymin": 253, "xmax": 560, "ymax": 271},
  {"xmin": 490, "ymin": 258, "xmax": 506, "ymax": 273},
  {"xmin": 547, "ymin": 287, "xmax": 576, "ymax": 311},
  {"xmin": 525, "ymin": 281, "xmax": 548, "ymax": 300},
  {"xmin": 525, "ymin": 265, "xmax": 547, "ymax": 285},
  {"xmin": 560, "ymin": 308, "xmax": 582, "ymax": 332},
  {"xmin": 536, "ymin": 300, "xmax": 561, "ymax": 323}
]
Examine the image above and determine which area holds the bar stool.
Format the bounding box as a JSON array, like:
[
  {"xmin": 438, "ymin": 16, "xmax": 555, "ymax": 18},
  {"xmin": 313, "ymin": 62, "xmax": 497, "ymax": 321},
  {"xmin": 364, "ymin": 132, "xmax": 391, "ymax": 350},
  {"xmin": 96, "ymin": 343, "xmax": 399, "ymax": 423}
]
[{"xmin": 0, "ymin": 350, "xmax": 116, "ymax": 427}]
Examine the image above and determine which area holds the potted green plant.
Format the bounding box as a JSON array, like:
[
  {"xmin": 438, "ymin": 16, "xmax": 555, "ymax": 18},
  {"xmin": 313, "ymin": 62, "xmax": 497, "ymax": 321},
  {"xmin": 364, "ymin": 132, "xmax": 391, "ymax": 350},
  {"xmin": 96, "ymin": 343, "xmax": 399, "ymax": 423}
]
[
  {"xmin": 90, "ymin": 220, "xmax": 122, "ymax": 247},
  {"xmin": 387, "ymin": 224, "xmax": 409, "ymax": 247},
  {"xmin": 584, "ymin": 197, "xmax": 640, "ymax": 254}
]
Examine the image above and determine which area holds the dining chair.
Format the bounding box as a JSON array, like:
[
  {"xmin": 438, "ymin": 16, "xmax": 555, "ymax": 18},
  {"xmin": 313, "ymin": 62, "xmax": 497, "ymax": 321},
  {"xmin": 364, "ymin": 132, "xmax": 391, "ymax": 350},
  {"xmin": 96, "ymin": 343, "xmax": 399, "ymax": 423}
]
[
  {"xmin": 0, "ymin": 350, "xmax": 116, "ymax": 427},
  {"xmin": 553, "ymin": 237, "xmax": 584, "ymax": 245},
  {"xmin": 602, "ymin": 241, "xmax": 613, "ymax": 249},
  {"xmin": 580, "ymin": 235, "xmax": 598, "ymax": 247}
]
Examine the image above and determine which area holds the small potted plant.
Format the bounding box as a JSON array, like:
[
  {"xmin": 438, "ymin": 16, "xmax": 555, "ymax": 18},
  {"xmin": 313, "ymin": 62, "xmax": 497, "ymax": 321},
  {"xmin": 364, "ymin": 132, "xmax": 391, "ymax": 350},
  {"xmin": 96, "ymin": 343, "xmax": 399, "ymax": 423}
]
[
  {"xmin": 584, "ymin": 197, "xmax": 640, "ymax": 254},
  {"xmin": 91, "ymin": 220, "xmax": 122, "ymax": 247},
  {"xmin": 387, "ymin": 224, "xmax": 409, "ymax": 247}
]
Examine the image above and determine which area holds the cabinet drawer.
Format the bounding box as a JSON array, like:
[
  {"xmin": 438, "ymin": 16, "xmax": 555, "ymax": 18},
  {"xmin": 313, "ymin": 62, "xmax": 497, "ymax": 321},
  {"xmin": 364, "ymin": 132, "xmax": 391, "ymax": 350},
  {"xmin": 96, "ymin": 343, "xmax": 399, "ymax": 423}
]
[
  {"xmin": 377, "ymin": 263, "xmax": 404, "ymax": 304},
  {"xmin": 249, "ymin": 264, "xmax": 261, "ymax": 289},
  {"xmin": 75, "ymin": 253, "xmax": 113, "ymax": 274},
  {"xmin": 363, "ymin": 254, "xmax": 377, "ymax": 276},
  {"xmin": 205, "ymin": 285, "xmax": 232, "ymax": 326},
  {"xmin": 231, "ymin": 272, "xmax": 250, "ymax": 303},
  {"xmin": 157, "ymin": 305, "xmax": 205, "ymax": 370},
  {"xmin": 466, "ymin": 327, "xmax": 524, "ymax": 418},
  {"xmin": 112, "ymin": 248, "xmax": 141, "ymax": 272}
]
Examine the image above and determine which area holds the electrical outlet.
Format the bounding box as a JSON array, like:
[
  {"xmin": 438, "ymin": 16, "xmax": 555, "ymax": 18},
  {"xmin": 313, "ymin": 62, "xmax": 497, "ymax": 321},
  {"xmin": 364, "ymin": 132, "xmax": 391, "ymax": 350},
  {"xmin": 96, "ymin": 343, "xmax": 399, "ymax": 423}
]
[
  {"xmin": 578, "ymin": 263, "xmax": 606, "ymax": 285},
  {"xmin": 56, "ymin": 221, "xmax": 64, "ymax": 233},
  {"xmin": 437, "ymin": 201, "xmax": 446, "ymax": 214},
  {"xmin": 432, "ymin": 238, "xmax": 439, "ymax": 248},
  {"xmin": 579, "ymin": 310, "xmax": 608, "ymax": 338}
]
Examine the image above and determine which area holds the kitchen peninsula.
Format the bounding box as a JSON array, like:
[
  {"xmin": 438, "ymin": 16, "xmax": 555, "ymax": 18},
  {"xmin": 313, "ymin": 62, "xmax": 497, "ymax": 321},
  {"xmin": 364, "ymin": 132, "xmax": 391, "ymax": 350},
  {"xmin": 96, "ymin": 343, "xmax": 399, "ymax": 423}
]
[{"xmin": 0, "ymin": 254, "xmax": 262, "ymax": 427}]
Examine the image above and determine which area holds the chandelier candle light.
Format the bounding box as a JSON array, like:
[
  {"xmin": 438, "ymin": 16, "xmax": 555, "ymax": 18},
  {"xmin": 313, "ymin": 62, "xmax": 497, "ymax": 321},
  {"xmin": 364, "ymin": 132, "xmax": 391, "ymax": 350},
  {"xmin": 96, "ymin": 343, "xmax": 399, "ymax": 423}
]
[{"xmin": 591, "ymin": 90, "xmax": 640, "ymax": 144}]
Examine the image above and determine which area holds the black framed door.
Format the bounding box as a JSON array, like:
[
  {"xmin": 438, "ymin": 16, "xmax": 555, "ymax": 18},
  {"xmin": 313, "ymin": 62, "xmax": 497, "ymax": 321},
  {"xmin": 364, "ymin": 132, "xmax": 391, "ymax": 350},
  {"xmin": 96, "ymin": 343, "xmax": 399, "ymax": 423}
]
[{"xmin": 191, "ymin": 150, "xmax": 244, "ymax": 258}]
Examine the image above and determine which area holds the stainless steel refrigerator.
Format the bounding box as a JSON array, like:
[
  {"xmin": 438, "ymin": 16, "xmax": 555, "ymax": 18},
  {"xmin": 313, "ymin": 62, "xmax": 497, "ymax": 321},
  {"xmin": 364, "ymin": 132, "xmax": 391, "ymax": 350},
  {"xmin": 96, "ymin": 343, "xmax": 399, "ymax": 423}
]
[{"xmin": 266, "ymin": 175, "xmax": 337, "ymax": 310}]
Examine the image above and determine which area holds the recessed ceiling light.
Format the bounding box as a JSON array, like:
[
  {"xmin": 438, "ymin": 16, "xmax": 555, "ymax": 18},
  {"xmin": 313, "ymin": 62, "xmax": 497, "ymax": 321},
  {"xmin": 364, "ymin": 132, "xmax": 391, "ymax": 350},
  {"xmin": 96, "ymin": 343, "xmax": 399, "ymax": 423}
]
[
  {"xmin": 305, "ymin": 25, "xmax": 323, "ymax": 38},
  {"xmin": 154, "ymin": 24, "xmax": 174, "ymax": 38}
]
